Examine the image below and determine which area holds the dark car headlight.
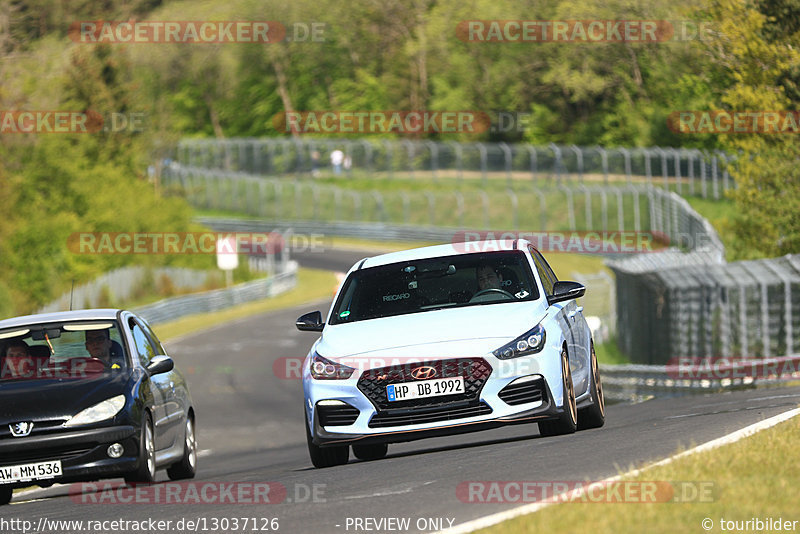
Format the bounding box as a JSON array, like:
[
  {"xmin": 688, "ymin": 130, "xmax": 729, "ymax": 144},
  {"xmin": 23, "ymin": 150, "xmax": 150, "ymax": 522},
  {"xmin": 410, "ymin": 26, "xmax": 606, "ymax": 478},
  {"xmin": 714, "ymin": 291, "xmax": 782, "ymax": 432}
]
[
  {"xmin": 310, "ymin": 353, "xmax": 355, "ymax": 380},
  {"xmin": 63, "ymin": 395, "xmax": 126, "ymax": 427},
  {"xmin": 493, "ymin": 324, "xmax": 546, "ymax": 360}
]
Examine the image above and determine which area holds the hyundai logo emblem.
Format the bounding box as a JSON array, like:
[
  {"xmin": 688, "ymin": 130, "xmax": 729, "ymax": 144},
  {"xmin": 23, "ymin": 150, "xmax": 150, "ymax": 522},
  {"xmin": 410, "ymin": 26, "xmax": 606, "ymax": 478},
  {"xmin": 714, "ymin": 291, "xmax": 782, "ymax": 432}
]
[{"xmin": 410, "ymin": 366, "xmax": 437, "ymax": 380}]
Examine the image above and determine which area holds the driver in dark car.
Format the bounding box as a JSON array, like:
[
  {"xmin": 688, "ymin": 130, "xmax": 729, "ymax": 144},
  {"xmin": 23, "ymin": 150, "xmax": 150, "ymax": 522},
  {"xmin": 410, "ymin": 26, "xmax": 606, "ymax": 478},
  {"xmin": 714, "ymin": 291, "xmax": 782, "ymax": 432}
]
[{"xmin": 85, "ymin": 329, "xmax": 121, "ymax": 369}]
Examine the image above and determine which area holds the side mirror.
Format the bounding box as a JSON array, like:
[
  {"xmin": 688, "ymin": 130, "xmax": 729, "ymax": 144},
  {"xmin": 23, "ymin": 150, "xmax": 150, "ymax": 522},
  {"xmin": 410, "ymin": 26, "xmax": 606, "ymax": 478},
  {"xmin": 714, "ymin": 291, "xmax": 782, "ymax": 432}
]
[
  {"xmin": 146, "ymin": 355, "xmax": 174, "ymax": 376},
  {"xmin": 548, "ymin": 281, "xmax": 586, "ymax": 305},
  {"xmin": 296, "ymin": 311, "xmax": 325, "ymax": 332}
]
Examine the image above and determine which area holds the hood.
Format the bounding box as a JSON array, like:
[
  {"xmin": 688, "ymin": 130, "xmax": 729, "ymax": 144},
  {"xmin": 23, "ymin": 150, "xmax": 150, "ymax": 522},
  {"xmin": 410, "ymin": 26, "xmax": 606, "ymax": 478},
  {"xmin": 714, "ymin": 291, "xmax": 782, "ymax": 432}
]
[
  {"xmin": 318, "ymin": 300, "xmax": 545, "ymax": 360},
  {"xmin": 0, "ymin": 372, "xmax": 132, "ymax": 425}
]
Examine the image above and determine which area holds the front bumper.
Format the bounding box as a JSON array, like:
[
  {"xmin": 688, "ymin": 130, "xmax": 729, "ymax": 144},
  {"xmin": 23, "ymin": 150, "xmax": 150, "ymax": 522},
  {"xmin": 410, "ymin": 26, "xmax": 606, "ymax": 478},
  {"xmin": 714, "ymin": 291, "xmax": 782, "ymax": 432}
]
[
  {"xmin": 309, "ymin": 371, "xmax": 566, "ymax": 447},
  {"xmin": 0, "ymin": 425, "xmax": 138, "ymax": 488}
]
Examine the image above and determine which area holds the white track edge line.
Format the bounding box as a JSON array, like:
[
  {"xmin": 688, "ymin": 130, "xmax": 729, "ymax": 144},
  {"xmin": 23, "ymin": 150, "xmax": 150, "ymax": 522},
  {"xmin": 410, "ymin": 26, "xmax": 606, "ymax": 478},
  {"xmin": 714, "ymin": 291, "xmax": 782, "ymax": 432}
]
[{"xmin": 437, "ymin": 406, "xmax": 800, "ymax": 534}]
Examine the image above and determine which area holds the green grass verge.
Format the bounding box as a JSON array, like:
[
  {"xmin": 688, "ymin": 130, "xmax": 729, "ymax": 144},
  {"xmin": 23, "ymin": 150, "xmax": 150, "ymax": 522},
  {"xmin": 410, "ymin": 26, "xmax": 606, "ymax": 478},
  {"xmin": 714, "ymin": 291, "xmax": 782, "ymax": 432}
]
[
  {"xmin": 595, "ymin": 337, "xmax": 630, "ymax": 365},
  {"xmin": 685, "ymin": 196, "xmax": 743, "ymax": 261},
  {"xmin": 478, "ymin": 416, "xmax": 800, "ymax": 534},
  {"xmin": 156, "ymin": 268, "xmax": 337, "ymax": 342}
]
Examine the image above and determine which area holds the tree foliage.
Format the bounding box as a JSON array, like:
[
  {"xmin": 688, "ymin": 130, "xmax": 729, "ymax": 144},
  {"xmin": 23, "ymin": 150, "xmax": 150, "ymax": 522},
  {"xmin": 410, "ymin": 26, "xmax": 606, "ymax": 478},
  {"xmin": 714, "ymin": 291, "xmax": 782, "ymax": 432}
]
[{"xmin": 2, "ymin": 0, "xmax": 800, "ymax": 316}]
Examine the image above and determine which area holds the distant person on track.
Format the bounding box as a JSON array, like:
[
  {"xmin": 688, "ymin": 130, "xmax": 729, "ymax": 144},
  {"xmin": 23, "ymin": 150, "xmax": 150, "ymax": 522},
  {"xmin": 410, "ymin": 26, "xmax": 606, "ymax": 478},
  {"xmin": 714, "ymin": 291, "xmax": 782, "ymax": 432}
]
[{"xmin": 330, "ymin": 149, "xmax": 344, "ymax": 175}]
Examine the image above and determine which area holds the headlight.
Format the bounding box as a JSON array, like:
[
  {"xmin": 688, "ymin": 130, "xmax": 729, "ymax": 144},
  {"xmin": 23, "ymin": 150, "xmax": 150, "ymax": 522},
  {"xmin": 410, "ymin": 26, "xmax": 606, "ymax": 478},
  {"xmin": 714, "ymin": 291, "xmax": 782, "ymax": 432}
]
[
  {"xmin": 310, "ymin": 353, "xmax": 355, "ymax": 380},
  {"xmin": 493, "ymin": 324, "xmax": 546, "ymax": 360},
  {"xmin": 64, "ymin": 395, "xmax": 126, "ymax": 427}
]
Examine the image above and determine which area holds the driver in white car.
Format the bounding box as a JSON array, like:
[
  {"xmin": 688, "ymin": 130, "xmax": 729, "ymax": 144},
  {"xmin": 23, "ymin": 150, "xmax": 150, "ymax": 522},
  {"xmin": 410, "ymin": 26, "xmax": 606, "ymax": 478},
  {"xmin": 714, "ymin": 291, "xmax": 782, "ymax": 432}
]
[{"xmin": 475, "ymin": 264, "xmax": 504, "ymax": 291}]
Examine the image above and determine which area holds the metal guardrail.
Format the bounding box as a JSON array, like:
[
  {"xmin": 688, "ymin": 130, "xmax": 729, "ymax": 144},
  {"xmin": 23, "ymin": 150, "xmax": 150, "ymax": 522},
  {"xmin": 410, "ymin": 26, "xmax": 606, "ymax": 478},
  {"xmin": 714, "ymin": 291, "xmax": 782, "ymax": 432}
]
[
  {"xmin": 37, "ymin": 266, "xmax": 214, "ymax": 314},
  {"xmin": 600, "ymin": 354, "xmax": 800, "ymax": 402},
  {"xmin": 134, "ymin": 261, "xmax": 298, "ymax": 325},
  {"xmin": 199, "ymin": 216, "xmax": 462, "ymax": 243}
]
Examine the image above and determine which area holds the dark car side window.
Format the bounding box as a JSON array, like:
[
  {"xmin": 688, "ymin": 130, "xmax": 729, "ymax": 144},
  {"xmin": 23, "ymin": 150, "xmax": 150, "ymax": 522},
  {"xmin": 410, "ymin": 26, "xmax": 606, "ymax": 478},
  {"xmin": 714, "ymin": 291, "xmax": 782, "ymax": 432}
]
[
  {"xmin": 137, "ymin": 318, "xmax": 167, "ymax": 356},
  {"xmin": 129, "ymin": 320, "xmax": 157, "ymax": 366}
]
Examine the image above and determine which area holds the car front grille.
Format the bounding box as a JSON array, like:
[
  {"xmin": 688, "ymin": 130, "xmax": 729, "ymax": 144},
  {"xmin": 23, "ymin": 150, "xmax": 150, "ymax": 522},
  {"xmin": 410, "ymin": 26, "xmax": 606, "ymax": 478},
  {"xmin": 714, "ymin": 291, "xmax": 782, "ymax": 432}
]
[
  {"xmin": 357, "ymin": 358, "xmax": 492, "ymax": 411},
  {"xmin": 368, "ymin": 402, "xmax": 493, "ymax": 428},
  {"xmin": 0, "ymin": 445, "xmax": 95, "ymax": 465},
  {"xmin": 317, "ymin": 403, "xmax": 360, "ymax": 427},
  {"xmin": 498, "ymin": 377, "xmax": 546, "ymax": 406},
  {"xmin": 0, "ymin": 419, "xmax": 70, "ymax": 440}
]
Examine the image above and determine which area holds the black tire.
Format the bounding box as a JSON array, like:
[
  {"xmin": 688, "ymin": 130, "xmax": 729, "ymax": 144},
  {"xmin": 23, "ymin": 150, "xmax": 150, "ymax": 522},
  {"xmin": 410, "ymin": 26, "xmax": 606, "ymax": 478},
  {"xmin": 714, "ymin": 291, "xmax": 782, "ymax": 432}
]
[
  {"xmin": 352, "ymin": 443, "xmax": 388, "ymax": 461},
  {"xmin": 538, "ymin": 348, "xmax": 578, "ymax": 437},
  {"xmin": 305, "ymin": 413, "xmax": 349, "ymax": 468},
  {"xmin": 167, "ymin": 415, "xmax": 197, "ymax": 480},
  {"xmin": 125, "ymin": 412, "xmax": 156, "ymax": 484},
  {"xmin": 0, "ymin": 486, "xmax": 12, "ymax": 505},
  {"xmin": 578, "ymin": 341, "xmax": 606, "ymax": 430}
]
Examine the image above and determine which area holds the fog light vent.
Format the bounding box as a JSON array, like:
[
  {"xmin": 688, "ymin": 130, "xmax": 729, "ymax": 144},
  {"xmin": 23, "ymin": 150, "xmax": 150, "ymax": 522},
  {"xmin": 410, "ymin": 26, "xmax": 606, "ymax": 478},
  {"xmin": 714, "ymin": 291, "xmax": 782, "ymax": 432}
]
[{"xmin": 107, "ymin": 443, "xmax": 124, "ymax": 458}]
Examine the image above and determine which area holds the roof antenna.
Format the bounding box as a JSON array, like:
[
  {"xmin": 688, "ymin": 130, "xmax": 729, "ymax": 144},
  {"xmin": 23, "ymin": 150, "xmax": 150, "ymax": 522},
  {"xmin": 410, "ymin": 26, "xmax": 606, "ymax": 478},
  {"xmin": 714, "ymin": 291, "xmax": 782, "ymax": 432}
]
[{"xmin": 69, "ymin": 279, "xmax": 75, "ymax": 311}]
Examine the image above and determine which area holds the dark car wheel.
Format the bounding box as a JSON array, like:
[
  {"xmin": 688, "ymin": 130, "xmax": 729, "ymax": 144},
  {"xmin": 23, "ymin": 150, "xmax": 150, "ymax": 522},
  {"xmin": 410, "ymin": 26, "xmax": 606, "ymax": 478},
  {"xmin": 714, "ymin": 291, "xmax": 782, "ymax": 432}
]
[
  {"xmin": 305, "ymin": 414, "xmax": 349, "ymax": 468},
  {"xmin": 0, "ymin": 486, "xmax": 12, "ymax": 505},
  {"xmin": 352, "ymin": 443, "xmax": 388, "ymax": 461},
  {"xmin": 125, "ymin": 412, "xmax": 156, "ymax": 484},
  {"xmin": 167, "ymin": 415, "xmax": 197, "ymax": 480},
  {"xmin": 578, "ymin": 341, "xmax": 606, "ymax": 430},
  {"xmin": 539, "ymin": 348, "xmax": 578, "ymax": 437}
]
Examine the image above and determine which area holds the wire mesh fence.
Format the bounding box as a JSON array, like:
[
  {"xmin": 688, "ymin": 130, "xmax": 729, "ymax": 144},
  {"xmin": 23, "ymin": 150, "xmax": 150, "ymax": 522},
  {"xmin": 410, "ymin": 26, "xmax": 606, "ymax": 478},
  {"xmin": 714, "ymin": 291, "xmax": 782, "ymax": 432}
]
[
  {"xmin": 610, "ymin": 254, "xmax": 800, "ymax": 364},
  {"xmin": 163, "ymin": 164, "xmax": 721, "ymax": 243},
  {"xmin": 174, "ymin": 138, "xmax": 735, "ymax": 199},
  {"xmin": 166, "ymin": 136, "xmax": 797, "ymax": 367}
]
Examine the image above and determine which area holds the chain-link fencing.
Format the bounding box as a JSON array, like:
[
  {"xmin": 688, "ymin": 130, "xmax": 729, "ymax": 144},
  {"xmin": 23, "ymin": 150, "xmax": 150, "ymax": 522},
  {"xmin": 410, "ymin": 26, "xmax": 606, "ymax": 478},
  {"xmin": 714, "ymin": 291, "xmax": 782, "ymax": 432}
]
[
  {"xmin": 165, "ymin": 136, "xmax": 798, "ymax": 369},
  {"xmin": 174, "ymin": 138, "xmax": 735, "ymax": 199}
]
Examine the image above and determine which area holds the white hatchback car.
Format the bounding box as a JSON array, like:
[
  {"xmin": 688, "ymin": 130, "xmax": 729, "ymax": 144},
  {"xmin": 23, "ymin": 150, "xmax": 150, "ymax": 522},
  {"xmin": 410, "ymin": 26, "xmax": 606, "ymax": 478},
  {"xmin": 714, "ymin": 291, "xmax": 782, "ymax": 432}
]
[{"xmin": 296, "ymin": 239, "xmax": 604, "ymax": 468}]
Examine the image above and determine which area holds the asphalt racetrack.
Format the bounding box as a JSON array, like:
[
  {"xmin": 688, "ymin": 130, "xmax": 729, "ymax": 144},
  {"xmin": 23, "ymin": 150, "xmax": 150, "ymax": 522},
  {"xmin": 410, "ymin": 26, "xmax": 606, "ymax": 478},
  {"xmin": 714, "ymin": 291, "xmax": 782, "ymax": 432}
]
[{"xmin": 5, "ymin": 249, "xmax": 800, "ymax": 533}]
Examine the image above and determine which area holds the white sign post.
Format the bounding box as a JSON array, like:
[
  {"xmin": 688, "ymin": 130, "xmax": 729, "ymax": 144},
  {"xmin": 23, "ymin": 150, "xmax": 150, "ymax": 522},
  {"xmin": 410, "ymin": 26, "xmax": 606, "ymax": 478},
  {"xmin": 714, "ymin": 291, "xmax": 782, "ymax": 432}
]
[{"xmin": 216, "ymin": 236, "xmax": 238, "ymax": 287}]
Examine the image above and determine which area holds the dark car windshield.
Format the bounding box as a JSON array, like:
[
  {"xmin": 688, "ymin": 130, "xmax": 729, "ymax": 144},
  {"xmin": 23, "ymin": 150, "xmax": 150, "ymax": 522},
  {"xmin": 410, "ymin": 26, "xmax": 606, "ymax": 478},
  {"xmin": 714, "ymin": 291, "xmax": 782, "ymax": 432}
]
[
  {"xmin": 330, "ymin": 251, "xmax": 539, "ymax": 325},
  {"xmin": 0, "ymin": 320, "xmax": 128, "ymax": 383}
]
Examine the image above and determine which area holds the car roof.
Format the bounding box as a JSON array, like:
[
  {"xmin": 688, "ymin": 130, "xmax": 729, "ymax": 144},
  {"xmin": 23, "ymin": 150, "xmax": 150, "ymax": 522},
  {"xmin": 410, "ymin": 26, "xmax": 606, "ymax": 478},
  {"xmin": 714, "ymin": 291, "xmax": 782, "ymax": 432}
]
[
  {"xmin": 0, "ymin": 309, "xmax": 123, "ymax": 330},
  {"xmin": 359, "ymin": 239, "xmax": 529, "ymax": 269}
]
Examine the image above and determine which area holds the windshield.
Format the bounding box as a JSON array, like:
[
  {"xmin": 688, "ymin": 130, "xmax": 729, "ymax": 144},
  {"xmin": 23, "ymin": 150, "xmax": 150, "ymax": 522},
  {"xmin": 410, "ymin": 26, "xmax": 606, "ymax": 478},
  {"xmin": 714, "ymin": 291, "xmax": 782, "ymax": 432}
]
[
  {"xmin": 0, "ymin": 320, "xmax": 128, "ymax": 382},
  {"xmin": 330, "ymin": 251, "xmax": 539, "ymax": 325}
]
